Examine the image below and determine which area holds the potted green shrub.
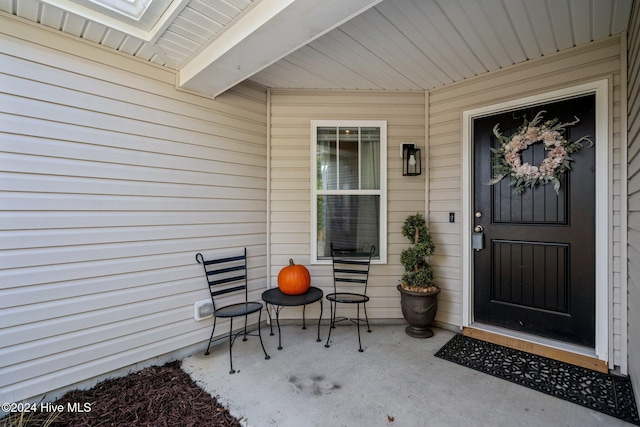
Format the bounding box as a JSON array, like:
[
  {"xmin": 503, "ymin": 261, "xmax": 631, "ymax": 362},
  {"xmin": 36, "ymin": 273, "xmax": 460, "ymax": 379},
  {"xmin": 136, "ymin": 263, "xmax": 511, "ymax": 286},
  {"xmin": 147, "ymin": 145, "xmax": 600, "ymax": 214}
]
[{"xmin": 397, "ymin": 213, "xmax": 440, "ymax": 338}]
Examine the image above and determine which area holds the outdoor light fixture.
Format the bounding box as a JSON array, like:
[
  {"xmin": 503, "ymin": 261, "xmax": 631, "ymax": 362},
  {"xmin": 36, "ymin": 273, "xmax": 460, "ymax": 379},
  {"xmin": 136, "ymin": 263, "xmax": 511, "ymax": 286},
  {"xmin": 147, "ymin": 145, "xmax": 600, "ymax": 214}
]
[{"xmin": 402, "ymin": 143, "xmax": 421, "ymax": 176}]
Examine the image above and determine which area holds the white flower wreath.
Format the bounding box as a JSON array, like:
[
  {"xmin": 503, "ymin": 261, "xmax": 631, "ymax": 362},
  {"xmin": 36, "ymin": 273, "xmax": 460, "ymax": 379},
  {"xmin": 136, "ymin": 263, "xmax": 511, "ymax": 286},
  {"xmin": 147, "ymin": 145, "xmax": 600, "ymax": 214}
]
[{"xmin": 488, "ymin": 110, "xmax": 592, "ymax": 194}]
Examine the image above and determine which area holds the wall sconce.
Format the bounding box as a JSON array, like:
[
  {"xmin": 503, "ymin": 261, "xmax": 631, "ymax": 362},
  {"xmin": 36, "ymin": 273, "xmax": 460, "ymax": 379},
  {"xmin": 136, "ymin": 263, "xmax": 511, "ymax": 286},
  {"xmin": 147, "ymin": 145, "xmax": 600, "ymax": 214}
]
[{"xmin": 402, "ymin": 143, "xmax": 421, "ymax": 176}]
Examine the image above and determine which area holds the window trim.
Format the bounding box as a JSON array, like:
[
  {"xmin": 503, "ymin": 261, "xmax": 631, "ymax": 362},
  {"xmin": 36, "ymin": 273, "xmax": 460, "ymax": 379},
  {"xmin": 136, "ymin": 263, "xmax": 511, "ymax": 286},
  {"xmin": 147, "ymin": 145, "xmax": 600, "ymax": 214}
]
[{"xmin": 310, "ymin": 120, "xmax": 387, "ymax": 264}]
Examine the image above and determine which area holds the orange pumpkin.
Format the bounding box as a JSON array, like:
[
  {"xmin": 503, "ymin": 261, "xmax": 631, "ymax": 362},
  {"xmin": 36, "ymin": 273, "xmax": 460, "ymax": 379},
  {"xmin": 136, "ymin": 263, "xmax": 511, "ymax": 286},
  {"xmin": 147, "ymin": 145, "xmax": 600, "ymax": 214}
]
[{"xmin": 278, "ymin": 259, "xmax": 311, "ymax": 295}]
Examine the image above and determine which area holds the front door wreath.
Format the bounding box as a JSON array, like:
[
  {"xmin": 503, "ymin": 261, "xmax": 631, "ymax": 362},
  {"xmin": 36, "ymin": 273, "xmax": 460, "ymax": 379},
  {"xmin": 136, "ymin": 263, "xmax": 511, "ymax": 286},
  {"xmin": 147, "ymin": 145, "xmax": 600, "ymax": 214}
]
[{"xmin": 488, "ymin": 110, "xmax": 592, "ymax": 193}]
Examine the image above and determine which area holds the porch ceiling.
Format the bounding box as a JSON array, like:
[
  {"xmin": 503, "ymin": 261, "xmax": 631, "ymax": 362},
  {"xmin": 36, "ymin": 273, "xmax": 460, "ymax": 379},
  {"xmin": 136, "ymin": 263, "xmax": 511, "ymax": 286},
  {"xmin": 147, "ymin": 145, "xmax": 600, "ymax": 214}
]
[{"xmin": 2, "ymin": 0, "xmax": 633, "ymax": 98}]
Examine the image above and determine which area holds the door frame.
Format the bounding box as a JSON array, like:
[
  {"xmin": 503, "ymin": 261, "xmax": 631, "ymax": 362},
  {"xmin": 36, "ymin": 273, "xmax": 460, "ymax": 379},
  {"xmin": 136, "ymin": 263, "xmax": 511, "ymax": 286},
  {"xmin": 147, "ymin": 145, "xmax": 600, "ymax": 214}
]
[{"xmin": 461, "ymin": 79, "xmax": 610, "ymax": 363}]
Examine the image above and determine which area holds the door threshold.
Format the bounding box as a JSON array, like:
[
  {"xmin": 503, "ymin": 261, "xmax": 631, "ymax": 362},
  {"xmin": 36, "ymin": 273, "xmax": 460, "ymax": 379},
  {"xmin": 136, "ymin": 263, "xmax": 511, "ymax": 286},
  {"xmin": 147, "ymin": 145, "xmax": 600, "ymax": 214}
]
[{"xmin": 464, "ymin": 324, "xmax": 608, "ymax": 373}]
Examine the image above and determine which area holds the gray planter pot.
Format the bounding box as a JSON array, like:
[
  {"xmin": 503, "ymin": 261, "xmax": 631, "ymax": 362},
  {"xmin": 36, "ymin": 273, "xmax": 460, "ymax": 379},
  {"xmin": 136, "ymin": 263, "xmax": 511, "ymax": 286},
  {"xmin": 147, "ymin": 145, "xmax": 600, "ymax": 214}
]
[{"xmin": 397, "ymin": 284, "xmax": 440, "ymax": 338}]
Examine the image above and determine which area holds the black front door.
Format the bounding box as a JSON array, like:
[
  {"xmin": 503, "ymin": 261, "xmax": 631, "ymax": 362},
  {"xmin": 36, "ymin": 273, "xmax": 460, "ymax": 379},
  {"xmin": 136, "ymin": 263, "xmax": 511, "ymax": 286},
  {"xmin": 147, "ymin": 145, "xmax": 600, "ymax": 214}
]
[{"xmin": 473, "ymin": 94, "xmax": 596, "ymax": 348}]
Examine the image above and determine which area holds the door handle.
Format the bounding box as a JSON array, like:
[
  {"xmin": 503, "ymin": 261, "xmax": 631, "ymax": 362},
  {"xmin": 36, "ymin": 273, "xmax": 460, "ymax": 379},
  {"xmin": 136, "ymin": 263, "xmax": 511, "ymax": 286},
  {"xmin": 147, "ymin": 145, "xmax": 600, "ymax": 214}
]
[{"xmin": 472, "ymin": 225, "xmax": 484, "ymax": 251}]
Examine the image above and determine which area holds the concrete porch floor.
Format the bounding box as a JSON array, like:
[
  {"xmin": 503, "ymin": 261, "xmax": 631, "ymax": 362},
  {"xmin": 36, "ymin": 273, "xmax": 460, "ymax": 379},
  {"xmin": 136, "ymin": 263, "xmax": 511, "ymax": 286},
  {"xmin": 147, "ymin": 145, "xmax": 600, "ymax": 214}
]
[{"xmin": 181, "ymin": 324, "xmax": 631, "ymax": 427}]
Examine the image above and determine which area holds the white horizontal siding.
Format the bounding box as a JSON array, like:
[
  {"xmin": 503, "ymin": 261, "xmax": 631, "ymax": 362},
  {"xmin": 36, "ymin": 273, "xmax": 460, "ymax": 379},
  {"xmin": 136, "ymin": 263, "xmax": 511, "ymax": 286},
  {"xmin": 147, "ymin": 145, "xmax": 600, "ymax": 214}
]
[
  {"xmin": 428, "ymin": 36, "xmax": 624, "ymax": 364},
  {"xmin": 269, "ymin": 90, "xmax": 426, "ymax": 321},
  {"xmin": 627, "ymin": 0, "xmax": 640, "ymax": 404},
  {"xmin": 0, "ymin": 15, "xmax": 267, "ymax": 403}
]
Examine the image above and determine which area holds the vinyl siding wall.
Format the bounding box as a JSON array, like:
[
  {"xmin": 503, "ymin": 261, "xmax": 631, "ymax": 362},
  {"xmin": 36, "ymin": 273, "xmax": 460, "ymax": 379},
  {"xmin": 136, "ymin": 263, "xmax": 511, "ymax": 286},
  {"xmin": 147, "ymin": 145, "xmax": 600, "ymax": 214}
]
[
  {"xmin": 627, "ymin": 0, "xmax": 640, "ymax": 405},
  {"xmin": 428, "ymin": 35, "xmax": 625, "ymax": 368},
  {"xmin": 0, "ymin": 14, "xmax": 268, "ymax": 403},
  {"xmin": 269, "ymin": 90, "xmax": 430, "ymax": 321}
]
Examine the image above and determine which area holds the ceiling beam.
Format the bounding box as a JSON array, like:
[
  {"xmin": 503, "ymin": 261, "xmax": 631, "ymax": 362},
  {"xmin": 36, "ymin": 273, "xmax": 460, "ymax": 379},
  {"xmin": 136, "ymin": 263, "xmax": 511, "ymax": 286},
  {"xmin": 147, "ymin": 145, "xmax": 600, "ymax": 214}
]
[{"xmin": 177, "ymin": 0, "xmax": 383, "ymax": 97}]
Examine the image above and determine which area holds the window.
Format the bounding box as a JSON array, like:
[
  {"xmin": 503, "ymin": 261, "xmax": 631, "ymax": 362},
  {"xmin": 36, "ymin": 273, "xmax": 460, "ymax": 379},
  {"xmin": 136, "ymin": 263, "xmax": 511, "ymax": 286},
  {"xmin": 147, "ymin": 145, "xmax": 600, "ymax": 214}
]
[{"xmin": 311, "ymin": 121, "xmax": 387, "ymax": 263}]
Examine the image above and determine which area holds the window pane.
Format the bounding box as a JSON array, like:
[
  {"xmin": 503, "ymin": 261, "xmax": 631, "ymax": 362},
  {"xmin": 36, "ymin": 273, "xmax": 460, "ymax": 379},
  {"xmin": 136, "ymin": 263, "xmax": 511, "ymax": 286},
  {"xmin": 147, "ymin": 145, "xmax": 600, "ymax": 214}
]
[
  {"xmin": 360, "ymin": 127, "xmax": 380, "ymax": 189},
  {"xmin": 316, "ymin": 195, "xmax": 380, "ymax": 259},
  {"xmin": 338, "ymin": 127, "xmax": 359, "ymax": 190},
  {"xmin": 317, "ymin": 127, "xmax": 337, "ymax": 190}
]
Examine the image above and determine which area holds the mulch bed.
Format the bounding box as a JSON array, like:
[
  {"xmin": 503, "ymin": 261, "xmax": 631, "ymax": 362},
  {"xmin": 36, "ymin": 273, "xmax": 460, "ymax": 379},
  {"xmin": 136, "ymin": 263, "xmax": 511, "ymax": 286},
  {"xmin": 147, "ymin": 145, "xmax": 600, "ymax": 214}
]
[{"xmin": 2, "ymin": 361, "xmax": 242, "ymax": 427}]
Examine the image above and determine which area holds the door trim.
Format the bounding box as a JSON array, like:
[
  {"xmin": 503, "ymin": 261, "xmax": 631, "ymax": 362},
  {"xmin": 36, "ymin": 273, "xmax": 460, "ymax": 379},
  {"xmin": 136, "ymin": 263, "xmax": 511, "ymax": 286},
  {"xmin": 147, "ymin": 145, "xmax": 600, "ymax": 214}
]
[{"xmin": 461, "ymin": 79, "xmax": 610, "ymax": 363}]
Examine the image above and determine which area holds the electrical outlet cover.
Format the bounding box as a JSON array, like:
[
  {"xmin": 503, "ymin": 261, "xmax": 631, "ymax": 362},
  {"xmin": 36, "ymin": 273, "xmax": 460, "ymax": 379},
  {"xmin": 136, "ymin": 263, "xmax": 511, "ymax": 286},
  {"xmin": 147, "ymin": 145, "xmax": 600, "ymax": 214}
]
[{"xmin": 194, "ymin": 299, "xmax": 213, "ymax": 321}]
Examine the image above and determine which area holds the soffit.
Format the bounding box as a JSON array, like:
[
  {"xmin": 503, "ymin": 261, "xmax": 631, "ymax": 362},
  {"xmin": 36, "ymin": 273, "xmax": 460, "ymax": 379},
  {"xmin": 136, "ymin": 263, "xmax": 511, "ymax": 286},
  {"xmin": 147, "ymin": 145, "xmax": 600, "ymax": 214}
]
[{"xmin": 1, "ymin": 0, "xmax": 633, "ymax": 97}]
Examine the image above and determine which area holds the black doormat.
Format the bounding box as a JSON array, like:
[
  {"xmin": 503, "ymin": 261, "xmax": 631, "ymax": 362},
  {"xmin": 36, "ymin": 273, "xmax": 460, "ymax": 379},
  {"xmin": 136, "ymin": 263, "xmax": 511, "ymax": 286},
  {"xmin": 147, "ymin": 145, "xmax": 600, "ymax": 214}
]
[{"xmin": 435, "ymin": 334, "xmax": 639, "ymax": 425}]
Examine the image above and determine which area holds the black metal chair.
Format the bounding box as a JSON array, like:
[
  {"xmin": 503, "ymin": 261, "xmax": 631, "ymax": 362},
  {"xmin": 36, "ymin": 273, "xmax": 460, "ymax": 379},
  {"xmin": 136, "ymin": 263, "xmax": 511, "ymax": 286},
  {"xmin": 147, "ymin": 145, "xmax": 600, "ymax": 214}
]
[
  {"xmin": 325, "ymin": 245, "xmax": 375, "ymax": 352},
  {"xmin": 196, "ymin": 248, "xmax": 270, "ymax": 374}
]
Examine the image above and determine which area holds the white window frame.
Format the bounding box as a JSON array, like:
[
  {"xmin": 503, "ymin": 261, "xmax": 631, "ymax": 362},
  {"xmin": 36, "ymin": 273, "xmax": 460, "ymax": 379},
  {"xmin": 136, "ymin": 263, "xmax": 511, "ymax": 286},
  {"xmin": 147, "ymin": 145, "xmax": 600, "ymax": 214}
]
[{"xmin": 310, "ymin": 120, "xmax": 387, "ymax": 264}]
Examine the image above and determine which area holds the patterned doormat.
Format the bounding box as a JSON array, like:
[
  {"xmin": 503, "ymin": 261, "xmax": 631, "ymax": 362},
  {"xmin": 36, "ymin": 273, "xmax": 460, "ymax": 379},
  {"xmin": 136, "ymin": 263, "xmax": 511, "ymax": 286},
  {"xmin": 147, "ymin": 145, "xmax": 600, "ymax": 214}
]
[{"xmin": 435, "ymin": 334, "xmax": 639, "ymax": 425}]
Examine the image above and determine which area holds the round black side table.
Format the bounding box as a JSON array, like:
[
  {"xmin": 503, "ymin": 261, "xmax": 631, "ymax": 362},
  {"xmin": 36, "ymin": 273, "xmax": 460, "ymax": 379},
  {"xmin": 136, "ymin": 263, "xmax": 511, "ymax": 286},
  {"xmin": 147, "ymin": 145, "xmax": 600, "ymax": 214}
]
[{"xmin": 261, "ymin": 287, "xmax": 323, "ymax": 350}]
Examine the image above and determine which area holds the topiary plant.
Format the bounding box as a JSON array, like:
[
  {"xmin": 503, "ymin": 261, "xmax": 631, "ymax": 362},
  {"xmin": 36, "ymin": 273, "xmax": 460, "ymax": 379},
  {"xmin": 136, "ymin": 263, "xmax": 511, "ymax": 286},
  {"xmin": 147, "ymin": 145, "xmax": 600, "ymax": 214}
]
[{"xmin": 400, "ymin": 213, "xmax": 437, "ymax": 292}]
